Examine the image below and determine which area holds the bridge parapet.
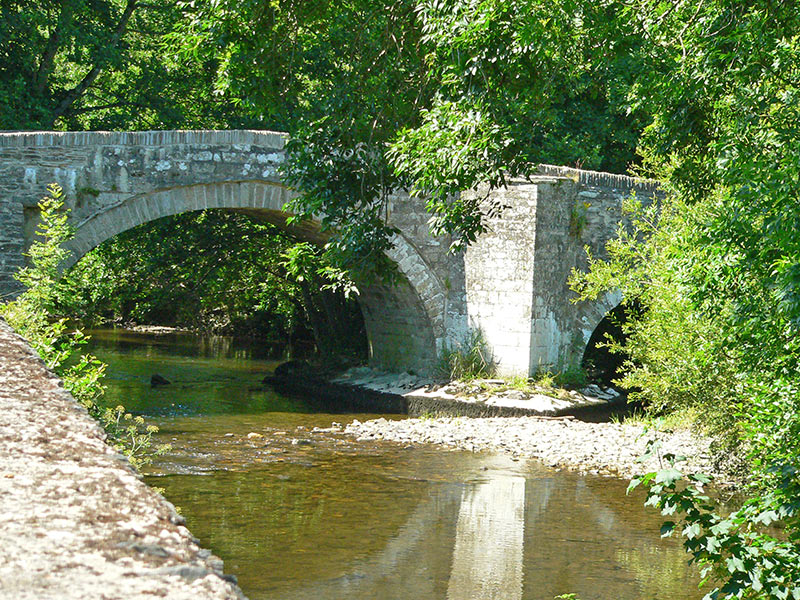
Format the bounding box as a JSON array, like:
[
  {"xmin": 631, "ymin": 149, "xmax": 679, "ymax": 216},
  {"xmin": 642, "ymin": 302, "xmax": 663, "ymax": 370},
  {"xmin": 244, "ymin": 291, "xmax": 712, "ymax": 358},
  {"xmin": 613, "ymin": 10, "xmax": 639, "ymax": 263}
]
[{"xmin": 0, "ymin": 129, "xmax": 287, "ymax": 217}]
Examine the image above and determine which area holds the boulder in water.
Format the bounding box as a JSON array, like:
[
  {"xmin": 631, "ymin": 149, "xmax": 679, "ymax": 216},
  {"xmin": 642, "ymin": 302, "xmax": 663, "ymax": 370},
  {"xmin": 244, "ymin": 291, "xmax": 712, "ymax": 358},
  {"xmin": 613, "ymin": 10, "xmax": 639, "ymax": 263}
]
[
  {"xmin": 151, "ymin": 374, "xmax": 171, "ymax": 387},
  {"xmin": 263, "ymin": 360, "xmax": 316, "ymax": 385}
]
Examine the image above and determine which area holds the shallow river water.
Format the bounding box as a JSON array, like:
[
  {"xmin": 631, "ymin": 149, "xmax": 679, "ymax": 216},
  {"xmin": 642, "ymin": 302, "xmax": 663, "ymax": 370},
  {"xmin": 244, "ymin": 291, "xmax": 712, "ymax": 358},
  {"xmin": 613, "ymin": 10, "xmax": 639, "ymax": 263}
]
[{"xmin": 87, "ymin": 328, "xmax": 704, "ymax": 600}]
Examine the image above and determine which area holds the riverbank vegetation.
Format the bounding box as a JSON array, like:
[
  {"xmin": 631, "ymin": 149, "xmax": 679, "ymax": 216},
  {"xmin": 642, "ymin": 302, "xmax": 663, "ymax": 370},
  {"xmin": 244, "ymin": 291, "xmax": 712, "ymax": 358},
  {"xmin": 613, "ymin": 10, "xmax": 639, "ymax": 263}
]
[
  {"xmin": 4, "ymin": 0, "xmax": 800, "ymax": 595},
  {"xmin": 57, "ymin": 211, "xmax": 367, "ymax": 363},
  {"xmin": 0, "ymin": 185, "xmax": 165, "ymax": 469}
]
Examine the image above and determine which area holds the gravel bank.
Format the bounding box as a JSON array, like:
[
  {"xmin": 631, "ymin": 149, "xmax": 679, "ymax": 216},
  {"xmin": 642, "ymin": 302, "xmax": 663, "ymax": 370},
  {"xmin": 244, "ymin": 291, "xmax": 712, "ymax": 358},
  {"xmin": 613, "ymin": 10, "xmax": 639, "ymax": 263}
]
[
  {"xmin": 0, "ymin": 320, "xmax": 245, "ymax": 600},
  {"xmin": 346, "ymin": 415, "xmax": 722, "ymax": 481}
]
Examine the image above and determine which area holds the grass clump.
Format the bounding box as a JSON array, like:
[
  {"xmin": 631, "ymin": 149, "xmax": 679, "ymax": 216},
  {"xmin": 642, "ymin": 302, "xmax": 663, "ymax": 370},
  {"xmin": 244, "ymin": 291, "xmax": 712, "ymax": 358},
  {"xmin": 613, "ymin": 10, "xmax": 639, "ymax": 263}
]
[
  {"xmin": 469, "ymin": 366, "xmax": 588, "ymax": 401},
  {"xmin": 611, "ymin": 406, "xmax": 700, "ymax": 432},
  {"xmin": 438, "ymin": 329, "xmax": 495, "ymax": 381}
]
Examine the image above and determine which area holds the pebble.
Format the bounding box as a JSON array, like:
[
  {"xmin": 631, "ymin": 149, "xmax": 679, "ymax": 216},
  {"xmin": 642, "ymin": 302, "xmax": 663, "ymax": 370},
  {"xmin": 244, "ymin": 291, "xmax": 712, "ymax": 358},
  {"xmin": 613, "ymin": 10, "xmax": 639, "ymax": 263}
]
[{"xmin": 345, "ymin": 416, "xmax": 722, "ymax": 481}]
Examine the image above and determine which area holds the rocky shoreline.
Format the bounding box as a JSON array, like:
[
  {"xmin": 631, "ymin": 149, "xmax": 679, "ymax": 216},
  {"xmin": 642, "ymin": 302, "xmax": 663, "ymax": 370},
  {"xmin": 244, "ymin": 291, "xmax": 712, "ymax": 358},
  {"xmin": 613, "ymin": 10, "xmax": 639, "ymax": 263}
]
[
  {"xmin": 265, "ymin": 363, "xmax": 728, "ymax": 484},
  {"xmin": 344, "ymin": 415, "xmax": 723, "ymax": 482},
  {"xmin": 266, "ymin": 364, "xmax": 629, "ymax": 418},
  {"xmin": 0, "ymin": 320, "xmax": 244, "ymax": 600}
]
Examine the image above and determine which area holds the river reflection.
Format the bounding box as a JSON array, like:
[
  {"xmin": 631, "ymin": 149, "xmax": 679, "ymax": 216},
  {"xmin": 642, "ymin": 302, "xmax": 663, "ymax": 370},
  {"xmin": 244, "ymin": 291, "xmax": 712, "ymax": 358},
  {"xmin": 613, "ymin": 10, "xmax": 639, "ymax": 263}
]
[
  {"xmin": 448, "ymin": 473, "xmax": 525, "ymax": 600},
  {"xmin": 86, "ymin": 329, "xmax": 704, "ymax": 600}
]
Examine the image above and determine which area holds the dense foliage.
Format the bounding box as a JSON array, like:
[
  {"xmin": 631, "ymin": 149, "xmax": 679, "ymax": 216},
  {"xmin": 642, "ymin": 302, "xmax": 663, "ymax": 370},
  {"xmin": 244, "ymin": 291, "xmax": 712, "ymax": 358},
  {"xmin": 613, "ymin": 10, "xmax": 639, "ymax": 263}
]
[
  {"xmin": 0, "ymin": 0, "xmax": 246, "ymax": 130},
  {"xmin": 193, "ymin": 0, "xmax": 645, "ymax": 258},
  {"xmin": 177, "ymin": 0, "xmax": 432, "ymax": 278},
  {"xmin": 8, "ymin": 0, "xmax": 643, "ymax": 273},
  {"xmin": 568, "ymin": 0, "xmax": 800, "ymax": 479},
  {"xmin": 565, "ymin": 2, "xmax": 800, "ymax": 597},
  {"xmin": 389, "ymin": 0, "xmax": 647, "ymax": 247},
  {"xmin": 58, "ymin": 210, "xmax": 367, "ymax": 361}
]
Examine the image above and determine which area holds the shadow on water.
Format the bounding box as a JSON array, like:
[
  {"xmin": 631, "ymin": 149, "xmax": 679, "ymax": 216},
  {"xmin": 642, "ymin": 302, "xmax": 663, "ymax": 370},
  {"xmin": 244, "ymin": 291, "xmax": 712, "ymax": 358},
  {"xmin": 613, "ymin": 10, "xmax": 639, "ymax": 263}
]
[{"xmin": 87, "ymin": 328, "xmax": 705, "ymax": 600}]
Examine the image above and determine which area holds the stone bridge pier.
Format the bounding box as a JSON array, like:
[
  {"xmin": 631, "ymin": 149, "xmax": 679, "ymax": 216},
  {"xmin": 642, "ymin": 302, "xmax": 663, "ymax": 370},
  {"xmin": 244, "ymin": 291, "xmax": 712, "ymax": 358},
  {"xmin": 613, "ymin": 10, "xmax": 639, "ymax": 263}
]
[{"xmin": 0, "ymin": 130, "xmax": 659, "ymax": 376}]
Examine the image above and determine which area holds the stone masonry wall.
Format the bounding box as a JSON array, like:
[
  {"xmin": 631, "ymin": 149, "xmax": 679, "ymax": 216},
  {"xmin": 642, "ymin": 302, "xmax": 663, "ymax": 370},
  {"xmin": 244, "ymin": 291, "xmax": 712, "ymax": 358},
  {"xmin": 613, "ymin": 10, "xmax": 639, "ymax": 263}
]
[
  {"xmin": 385, "ymin": 191, "xmax": 469, "ymax": 352},
  {"xmin": 0, "ymin": 199, "xmax": 24, "ymax": 298},
  {"xmin": 528, "ymin": 177, "xmax": 581, "ymax": 372},
  {"xmin": 536, "ymin": 165, "xmax": 661, "ymax": 364},
  {"xmin": 462, "ymin": 182, "xmax": 540, "ymax": 375},
  {"xmin": 0, "ymin": 131, "xmax": 454, "ymax": 374},
  {"xmin": 0, "ymin": 130, "xmax": 660, "ymax": 375},
  {"xmin": 461, "ymin": 168, "xmax": 659, "ymax": 376}
]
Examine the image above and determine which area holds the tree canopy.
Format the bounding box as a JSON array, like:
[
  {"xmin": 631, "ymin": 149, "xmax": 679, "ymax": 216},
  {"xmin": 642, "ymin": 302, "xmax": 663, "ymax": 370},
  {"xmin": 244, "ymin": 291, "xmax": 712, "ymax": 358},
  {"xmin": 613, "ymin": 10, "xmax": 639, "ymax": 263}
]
[
  {"xmin": 0, "ymin": 0, "xmax": 241, "ymax": 129},
  {"xmin": 6, "ymin": 1, "xmax": 800, "ymax": 595}
]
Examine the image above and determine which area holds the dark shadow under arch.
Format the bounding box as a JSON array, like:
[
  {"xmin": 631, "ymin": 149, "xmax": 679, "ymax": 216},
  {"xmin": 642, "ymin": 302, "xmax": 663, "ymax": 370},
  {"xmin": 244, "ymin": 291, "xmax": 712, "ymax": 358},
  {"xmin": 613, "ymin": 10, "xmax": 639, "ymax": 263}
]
[
  {"xmin": 61, "ymin": 181, "xmax": 443, "ymax": 373},
  {"xmin": 582, "ymin": 303, "xmax": 632, "ymax": 385}
]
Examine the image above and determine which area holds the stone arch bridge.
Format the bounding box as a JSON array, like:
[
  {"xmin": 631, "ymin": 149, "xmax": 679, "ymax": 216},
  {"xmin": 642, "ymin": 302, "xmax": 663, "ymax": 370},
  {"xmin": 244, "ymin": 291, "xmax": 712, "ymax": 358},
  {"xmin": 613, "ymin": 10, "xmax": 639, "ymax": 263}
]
[{"xmin": 0, "ymin": 130, "xmax": 658, "ymax": 376}]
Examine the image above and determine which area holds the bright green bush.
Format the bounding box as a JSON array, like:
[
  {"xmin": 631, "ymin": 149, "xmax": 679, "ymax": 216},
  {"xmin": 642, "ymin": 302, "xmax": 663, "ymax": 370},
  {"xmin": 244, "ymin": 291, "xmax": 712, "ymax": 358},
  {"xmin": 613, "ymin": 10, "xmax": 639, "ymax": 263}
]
[
  {"xmin": 1, "ymin": 185, "xmax": 167, "ymax": 470},
  {"xmin": 569, "ymin": 195, "xmax": 746, "ymax": 443},
  {"xmin": 631, "ymin": 448, "xmax": 800, "ymax": 600}
]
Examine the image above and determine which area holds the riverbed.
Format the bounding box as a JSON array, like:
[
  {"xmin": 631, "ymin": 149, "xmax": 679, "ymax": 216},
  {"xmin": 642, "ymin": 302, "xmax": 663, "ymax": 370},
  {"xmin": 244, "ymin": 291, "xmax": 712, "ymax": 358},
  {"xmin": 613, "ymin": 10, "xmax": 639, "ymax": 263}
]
[{"xmin": 87, "ymin": 328, "xmax": 707, "ymax": 600}]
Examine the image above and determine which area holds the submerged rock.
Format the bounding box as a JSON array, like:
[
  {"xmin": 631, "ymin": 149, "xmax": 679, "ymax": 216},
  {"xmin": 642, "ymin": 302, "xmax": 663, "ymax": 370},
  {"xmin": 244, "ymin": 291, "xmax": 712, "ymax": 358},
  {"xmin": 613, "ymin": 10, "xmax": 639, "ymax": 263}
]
[
  {"xmin": 263, "ymin": 359, "xmax": 318, "ymax": 385},
  {"xmin": 150, "ymin": 374, "xmax": 171, "ymax": 387}
]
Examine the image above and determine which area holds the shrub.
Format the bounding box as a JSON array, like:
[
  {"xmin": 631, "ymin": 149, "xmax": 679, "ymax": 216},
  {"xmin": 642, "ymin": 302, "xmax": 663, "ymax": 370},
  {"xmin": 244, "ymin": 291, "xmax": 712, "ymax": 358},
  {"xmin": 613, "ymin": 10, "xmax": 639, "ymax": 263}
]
[
  {"xmin": 0, "ymin": 185, "xmax": 167, "ymax": 469},
  {"xmin": 631, "ymin": 448, "xmax": 800, "ymax": 600}
]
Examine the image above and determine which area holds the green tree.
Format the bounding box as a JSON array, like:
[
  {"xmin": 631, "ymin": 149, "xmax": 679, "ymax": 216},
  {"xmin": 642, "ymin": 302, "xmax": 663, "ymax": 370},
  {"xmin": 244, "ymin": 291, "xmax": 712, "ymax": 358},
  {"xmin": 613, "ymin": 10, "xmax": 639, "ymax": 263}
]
[
  {"xmin": 58, "ymin": 210, "xmax": 367, "ymax": 362},
  {"xmin": 180, "ymin": 0, "xmax": 646, "ymax": 271},
  {"xmin": 569, "ymin": 2, "xmax": 800, "ymax": 595},
  {"xmin": 1, "ymin": 185, "xmax": 166, "ymax": 469},
  {"xmin": 0, "ymin": 0, "xmax": 241, "ymax": 129},
  {"xmin": 390, "ymin": 0, "xmax": 647, "ymax": 247},
  {"xmin": 168, "ymin": 0, "xmax": 429, "ymax": 280},
  {"xmin": 569, "ymin": 0, "xmax": 800, "ymax": 479}
]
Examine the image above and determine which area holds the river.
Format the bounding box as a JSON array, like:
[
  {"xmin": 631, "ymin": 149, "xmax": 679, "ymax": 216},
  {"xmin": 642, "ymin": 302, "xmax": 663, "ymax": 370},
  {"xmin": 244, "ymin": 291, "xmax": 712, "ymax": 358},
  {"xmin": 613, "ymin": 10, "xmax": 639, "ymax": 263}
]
[{"xmin": 86, "ymin": 328, "xmax": 704, "ymax": 600}]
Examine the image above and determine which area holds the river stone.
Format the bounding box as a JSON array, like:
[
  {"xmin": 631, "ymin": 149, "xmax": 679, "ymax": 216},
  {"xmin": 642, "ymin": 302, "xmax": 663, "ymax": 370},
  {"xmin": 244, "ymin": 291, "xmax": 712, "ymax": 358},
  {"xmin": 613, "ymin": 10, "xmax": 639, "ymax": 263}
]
[{"xmin": 151, "ymin": 374, "xmax": 171, "ymax": 386}]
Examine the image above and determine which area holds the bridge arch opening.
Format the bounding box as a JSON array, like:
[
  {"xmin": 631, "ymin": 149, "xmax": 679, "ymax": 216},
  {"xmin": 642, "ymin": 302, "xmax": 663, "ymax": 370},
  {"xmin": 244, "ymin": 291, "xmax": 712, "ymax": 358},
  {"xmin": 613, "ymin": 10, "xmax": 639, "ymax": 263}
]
[
  {"xmin": 573, "ymin": 289, "xmax": 635, "ymax": 386},
  {"xmin": 60, "ymin": 180, "xmax": 441, "ymax": 373},
  {"xmin": 63, "ymin": 209, "xmax": 369, "ymax": 361},
  {"xmin": 581, "ymin": 303, "xmax": 631, "ymax": 386}
]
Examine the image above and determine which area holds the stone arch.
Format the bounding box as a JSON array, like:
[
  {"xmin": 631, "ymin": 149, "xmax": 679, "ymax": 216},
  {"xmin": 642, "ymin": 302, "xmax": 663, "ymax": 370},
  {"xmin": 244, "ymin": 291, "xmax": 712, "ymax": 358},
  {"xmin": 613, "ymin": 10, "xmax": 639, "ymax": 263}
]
[
  {"xmin": 575, "ymin": 289, "xmax": 623, "ymax": 357},
  {"xmin": 63, "ymin": 180, "xmax": 444, "ymax": 373},
  {"xmin": 573, "ymin": 289, "xmax": 628, "ymax": 382}
]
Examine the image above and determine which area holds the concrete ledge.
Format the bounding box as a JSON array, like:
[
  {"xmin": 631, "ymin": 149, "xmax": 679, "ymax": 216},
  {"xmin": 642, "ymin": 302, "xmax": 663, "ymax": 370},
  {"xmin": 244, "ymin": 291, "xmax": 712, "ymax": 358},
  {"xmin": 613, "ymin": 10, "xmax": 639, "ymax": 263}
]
[
  {"xmin": 0, "ymin": 129, "xmax": 287, "ymax": 149},
  {"xmin": 269, "ymin": 370, "xmax": 621, "ymax": 420},
  {"xmin": 0, "ymin": 319, "xmax": 245, "ymax": 600}
]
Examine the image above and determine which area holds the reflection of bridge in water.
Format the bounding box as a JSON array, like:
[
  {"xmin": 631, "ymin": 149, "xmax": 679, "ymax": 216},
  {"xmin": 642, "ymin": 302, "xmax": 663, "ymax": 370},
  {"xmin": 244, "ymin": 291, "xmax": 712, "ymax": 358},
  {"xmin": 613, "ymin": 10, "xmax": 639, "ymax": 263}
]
[
  {"xmin": 447, "ymin": 472, "xmax": 526, "ymax": 600},
  {"xmin": 280, "ymin": 455, "xmax": 700, "ymax": 600}
]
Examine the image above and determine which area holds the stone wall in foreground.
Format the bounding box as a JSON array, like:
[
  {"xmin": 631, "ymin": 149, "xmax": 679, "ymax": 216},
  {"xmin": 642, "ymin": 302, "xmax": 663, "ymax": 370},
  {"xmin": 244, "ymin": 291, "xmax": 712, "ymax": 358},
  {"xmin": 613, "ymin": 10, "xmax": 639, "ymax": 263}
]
[{"xmin": 0, "ymin": 319, "xmax": 246, "ymax": 600}]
